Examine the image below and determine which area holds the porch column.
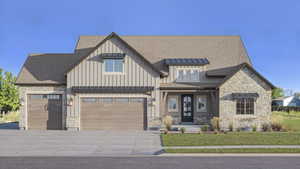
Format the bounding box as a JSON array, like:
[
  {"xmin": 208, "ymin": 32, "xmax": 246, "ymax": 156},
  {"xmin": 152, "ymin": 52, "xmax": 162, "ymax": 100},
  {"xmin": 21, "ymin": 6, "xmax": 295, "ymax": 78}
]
[
  {"xmin": 210, "ymin": 91, "xmax": 218, "ymax": 117},
  {"xmin": 160, "ymin": 91, "xmax": 168, "ymax": 117}
]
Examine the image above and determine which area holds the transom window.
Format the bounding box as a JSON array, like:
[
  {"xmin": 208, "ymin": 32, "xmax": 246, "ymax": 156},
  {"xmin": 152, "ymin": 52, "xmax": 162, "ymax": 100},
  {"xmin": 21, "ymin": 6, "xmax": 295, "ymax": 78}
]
[
  {"xmin": 104, "ymin": 59, "xmax": 124, "ymax": 73},
  {"xmin": 176, "ymin": 69, "xmax": 200, "ymax": 82},
  {"xmin": 168, "ymin": 96, "xmax": 178, "ymax": 112},
  {"xmin": 236, "ymin": 98, "xmax": 255, "ymax": 115}
]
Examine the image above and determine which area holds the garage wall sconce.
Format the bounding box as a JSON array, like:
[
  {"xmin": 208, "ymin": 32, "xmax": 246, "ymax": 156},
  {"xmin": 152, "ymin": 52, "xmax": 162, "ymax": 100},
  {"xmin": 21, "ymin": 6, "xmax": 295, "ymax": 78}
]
[
  {"xmin": 20, "ymin": 97, "xmax": 25, "ymax": 106},
  {"xmin": 67, "ymin": 97, "xmax": 73, "ymax": 106}
]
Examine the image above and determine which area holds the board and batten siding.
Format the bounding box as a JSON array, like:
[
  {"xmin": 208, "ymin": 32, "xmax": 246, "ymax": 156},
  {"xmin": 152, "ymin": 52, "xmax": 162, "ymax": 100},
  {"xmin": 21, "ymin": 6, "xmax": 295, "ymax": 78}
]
[
  {"xmin": 66, "ymin": 37, "xmax": 160, "ymax": 129},
  {"xmin": 161, "ymin": 65, "xmax": 207, "ymax": 83}
]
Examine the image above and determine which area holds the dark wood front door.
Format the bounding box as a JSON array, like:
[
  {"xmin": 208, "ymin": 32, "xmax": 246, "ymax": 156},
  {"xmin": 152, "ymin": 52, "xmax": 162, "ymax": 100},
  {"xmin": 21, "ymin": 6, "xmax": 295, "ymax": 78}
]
[{"xmin": 181, "ymin": 94, "xmax": 193, "ymax": 122}]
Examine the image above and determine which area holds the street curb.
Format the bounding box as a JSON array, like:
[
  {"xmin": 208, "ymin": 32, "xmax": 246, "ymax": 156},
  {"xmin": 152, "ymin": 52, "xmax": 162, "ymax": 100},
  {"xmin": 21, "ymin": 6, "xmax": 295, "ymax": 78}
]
[
  {"xmin": 163, "ymin": 145, "xmax": 300, "ymax": 149},
  {"xmin": 160, "ymin": 153, "xmax": 300, "ymax": 157}
]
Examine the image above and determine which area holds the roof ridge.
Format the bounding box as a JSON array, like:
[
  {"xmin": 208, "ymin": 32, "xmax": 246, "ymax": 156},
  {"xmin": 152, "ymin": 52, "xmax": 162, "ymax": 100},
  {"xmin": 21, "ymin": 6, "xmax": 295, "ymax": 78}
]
[
  {"xmin": 79, "ymin": 35, "xmax": 241, "ymax": 38},
  {"xmin": 29, "ymin": 53, "xmax": 74, "ymax": 56}
]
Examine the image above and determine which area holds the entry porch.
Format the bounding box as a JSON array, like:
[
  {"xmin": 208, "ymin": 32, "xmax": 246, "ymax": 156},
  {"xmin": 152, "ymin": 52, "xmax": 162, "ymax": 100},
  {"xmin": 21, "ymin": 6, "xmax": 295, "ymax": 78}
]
[{"xmin": 160, "ymin": 83, "xmax": 219, "ymax": 126}]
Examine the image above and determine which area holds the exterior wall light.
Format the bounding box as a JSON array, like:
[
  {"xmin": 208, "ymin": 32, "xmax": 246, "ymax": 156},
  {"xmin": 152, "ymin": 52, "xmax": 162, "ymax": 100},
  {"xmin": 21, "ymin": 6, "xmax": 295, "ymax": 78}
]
[{"xmin": 67, "ymin": 97, "xmax": 73, "ymax": 106}]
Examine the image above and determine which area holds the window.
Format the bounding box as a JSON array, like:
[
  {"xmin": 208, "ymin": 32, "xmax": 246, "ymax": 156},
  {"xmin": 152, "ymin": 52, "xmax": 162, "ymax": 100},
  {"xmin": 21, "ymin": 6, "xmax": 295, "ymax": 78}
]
[
  {"xmin": 168, "ymin": 96, "xmax": 178, "ymax": 112},
  {"xmin": 196, "ymin": 95, "xmax": 207, "ymax": 112},
  {"xmin": 236, "ymin": 98, "xmax": 255, "ymax": 115},
  {"xmin": 104, "ymin": 59, "xmax": 124, "ymax": 73},
  {"xmin": 176, "ymin": 69, "xmax": 200, "ymax": 82}
]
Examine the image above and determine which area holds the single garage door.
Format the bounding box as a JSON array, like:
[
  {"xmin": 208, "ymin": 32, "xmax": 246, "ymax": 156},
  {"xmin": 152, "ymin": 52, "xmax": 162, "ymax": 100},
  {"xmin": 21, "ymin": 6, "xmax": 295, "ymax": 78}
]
[
  {"xmin": 80, "ymin": 97, "xmax": 146, "ymax": 130},
  {"xmin": 27, "ymin": 94, "xmax": 63, "ymax": 130}
]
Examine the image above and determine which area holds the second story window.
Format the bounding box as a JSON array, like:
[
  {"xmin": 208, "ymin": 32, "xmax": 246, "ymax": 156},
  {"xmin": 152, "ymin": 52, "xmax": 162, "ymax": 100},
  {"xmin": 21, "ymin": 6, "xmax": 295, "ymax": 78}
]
[
  {"xmin": 176, "ymin": 69, "xmax": 200, "ymax": 82},
  {"xmin": 104, "ymin": 59, "xmax": 124, "ymax": 73}
]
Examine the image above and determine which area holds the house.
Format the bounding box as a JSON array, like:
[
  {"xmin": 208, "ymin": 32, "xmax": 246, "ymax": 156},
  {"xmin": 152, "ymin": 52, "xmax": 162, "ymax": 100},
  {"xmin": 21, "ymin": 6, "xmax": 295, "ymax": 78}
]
[
  {"xmin": 15, "ymin": 32, "xmax": 275, "ymax": 131},
  {"xmin": 272, "ymin": 96, "xmax": 300, "ymax": 107}
]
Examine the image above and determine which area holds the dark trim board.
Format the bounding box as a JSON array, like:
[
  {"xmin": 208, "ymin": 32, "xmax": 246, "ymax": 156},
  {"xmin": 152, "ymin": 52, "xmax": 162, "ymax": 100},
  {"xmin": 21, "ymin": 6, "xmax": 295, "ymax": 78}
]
[{"xmin": 72, "ymin": 86, "xmax": 154, "ymax": 93}]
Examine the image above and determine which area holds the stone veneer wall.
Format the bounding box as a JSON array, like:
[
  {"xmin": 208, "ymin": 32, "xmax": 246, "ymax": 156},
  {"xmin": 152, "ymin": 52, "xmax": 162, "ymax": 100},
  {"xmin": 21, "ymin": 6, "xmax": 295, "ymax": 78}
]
[
  {"xmin": 18, "ymin": 86, "xmax": 66, "ymax": 129},
  {"xmin": 219, "ymin": 67, "xmax": 272, "ymax": 131}
]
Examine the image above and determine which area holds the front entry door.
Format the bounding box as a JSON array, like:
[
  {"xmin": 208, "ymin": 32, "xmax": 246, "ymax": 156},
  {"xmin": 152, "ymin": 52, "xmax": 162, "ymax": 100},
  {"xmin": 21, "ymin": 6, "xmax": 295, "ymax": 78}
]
[{"xmin": 181, "ymin": 94, "xmax": 193, "ymax": 122}]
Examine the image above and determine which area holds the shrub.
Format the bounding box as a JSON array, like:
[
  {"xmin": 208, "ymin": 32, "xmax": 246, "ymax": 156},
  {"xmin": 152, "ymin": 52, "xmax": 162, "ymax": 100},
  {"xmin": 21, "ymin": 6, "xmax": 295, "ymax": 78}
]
[
  {"xmin": 0, "ymin": 111, "xmax": 20, "ymax": 122},
  {"xmin": 210, "ymin": 117, "xmax": 220, "ymax": 131},
  {"xmin": 201, "ymin": 125, "xmax": 209, "ymax": 132},
  {"xmin": 252, "ymin": 125, "xmax": 257, "ymax": 132},
  {"xmin": 236, "ymin": 127, "xmax": 241, "ymax": 132},
  {"xmin": 271, "ymin": 122, "xmax": 283, "ymax": 131},
  {"xmin": 228, "ymin": 123, "xmax": 233, "ymax": 132},
  {"xmin": 262, "ymin": 123, "xmax": 271, "ymax": 132},
  {"xmin": 162, "ymin": 115, "xmax": 173, "ymax": 131},
  {"xmin": 180, "ymin": 127, "xmax": 186, "ymax": 134}
]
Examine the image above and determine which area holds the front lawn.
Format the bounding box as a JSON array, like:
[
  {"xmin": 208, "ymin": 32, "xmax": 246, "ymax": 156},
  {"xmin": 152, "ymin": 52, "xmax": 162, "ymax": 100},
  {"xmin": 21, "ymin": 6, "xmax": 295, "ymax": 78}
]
[
  {"xmin": 164, "ymin": 148, "xmax": 300, "ymax": 153},
  {"xmin": 162, "ymin": 132, "xmax": 300, "ymax": 146},
  {"xmin": 272, "ymin": 111, "xmax": 300, "ymax": 131}
]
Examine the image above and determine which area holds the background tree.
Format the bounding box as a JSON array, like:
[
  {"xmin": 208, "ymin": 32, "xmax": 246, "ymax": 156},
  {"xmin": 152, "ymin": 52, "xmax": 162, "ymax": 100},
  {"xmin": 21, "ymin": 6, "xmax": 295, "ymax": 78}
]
[
  {"xmin": 0, "ymin": 68, "xmax": 20, "ymax": 113},
  {"xmin": 272, "ymin": 88, "xmax": 284, "ymax": 99}
]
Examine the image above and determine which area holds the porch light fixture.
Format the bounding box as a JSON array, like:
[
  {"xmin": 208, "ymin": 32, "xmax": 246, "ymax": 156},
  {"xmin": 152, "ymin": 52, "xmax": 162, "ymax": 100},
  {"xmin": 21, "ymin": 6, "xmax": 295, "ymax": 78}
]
[
  {"xmin": 20, "ymin": 97, "xmax": 25, "ymax": 106},
  {"xmin": 67, "ymin": 97, "xmax": 73, "ymax": 106}
]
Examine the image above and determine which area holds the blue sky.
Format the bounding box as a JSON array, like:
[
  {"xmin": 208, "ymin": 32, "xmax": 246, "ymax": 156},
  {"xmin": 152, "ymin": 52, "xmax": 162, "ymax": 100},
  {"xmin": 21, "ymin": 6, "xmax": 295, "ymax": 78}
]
[{"xmin": 0, "ymin": 0, "xmax": 299, "ymax": 92}]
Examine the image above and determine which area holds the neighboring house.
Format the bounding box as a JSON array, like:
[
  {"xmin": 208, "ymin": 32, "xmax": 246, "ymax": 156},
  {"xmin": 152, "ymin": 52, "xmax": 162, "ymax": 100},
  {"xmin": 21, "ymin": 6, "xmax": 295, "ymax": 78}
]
[
  {"xmin": 16, "ymin": 32, "xmax": 275, "ymax": 131},
  {"xmin": 272, "ymin": 96, "xmax": 300, "ymax": 107}
]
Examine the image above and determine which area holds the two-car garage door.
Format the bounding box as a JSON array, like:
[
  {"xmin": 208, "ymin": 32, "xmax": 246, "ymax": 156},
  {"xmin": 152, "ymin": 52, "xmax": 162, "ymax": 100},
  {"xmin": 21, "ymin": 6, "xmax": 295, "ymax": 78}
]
[{"xmin": 80, "ymin": 97, "xmax": 146, "ymax": 130}]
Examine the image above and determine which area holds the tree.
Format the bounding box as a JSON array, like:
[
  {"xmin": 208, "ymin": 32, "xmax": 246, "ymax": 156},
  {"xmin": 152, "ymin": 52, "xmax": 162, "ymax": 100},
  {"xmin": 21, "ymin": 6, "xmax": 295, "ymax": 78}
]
[
  {"xmin": 0, "ymin": 69, "xmax": 20, "ymax": 113},
  {"xmin": 272, "ymin": 88, "xmax": 284, "ymax": 99}
]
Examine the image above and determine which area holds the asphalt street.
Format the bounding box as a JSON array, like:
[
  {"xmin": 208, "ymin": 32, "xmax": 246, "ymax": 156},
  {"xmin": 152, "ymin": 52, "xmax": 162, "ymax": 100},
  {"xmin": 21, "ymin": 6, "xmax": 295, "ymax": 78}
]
[{"xmin": 0, "ymin": 156, "xmax": 299, "ymax": 169}]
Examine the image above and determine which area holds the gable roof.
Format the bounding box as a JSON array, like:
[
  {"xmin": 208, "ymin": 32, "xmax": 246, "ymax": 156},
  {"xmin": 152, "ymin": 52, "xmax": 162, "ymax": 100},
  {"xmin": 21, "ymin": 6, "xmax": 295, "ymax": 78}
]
[
  {"xmin": 216, "ymin": 63, "xmax": 276, "ymax": 89},
  {"xmin": 15, "ymin": 53, "xmax": 79, "ymax": 85},
  {"xmin": 67, "ymin": 32, "xmax": 161, "ymax": 75},
  {"xmin": 16, "ymin": 32, "xmax": 254, "ymax": 85},
  {"xmin": 76, "ymin": 34, "xmax": 251, "ymax": 72}
]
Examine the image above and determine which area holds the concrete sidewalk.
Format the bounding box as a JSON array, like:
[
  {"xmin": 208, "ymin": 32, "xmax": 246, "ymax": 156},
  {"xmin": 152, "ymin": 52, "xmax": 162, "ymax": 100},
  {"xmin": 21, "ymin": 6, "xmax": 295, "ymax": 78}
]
[{"xmin": 163, "ymin": 145, "xmax": 300, "ymax": 149}]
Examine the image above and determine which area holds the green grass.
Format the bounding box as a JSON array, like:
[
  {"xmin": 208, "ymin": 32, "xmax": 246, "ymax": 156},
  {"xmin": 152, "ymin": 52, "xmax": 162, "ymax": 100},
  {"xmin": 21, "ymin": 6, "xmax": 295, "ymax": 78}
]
[
  {"xmin": 164, "ymin": 148, "xmax": 300, "ymax": 153},
  {"xmin": 272, "ymin": 111, "xmax": 300, "ymax": 131},
  {"xmin": 0, "ymin": 111, "xmax": 20, "ymax": 123},
  {"xmin": 162, "ymin": 132, "xmax": 300, "ymax": 146}
]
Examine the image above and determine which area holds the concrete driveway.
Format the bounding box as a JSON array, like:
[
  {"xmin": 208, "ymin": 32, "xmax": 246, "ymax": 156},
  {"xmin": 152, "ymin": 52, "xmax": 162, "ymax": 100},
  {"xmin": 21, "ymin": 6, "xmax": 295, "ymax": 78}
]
[{"xmin": 0, "ymin": 130, "xmax": 162, "ymax": 156}]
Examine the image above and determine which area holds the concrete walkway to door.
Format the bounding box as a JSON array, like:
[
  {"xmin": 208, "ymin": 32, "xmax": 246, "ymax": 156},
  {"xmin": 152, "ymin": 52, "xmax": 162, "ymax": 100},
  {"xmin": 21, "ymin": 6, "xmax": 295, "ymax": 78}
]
[{"xmin": 0, "ymin": 130, "xmax": 162, "ymax": 156}]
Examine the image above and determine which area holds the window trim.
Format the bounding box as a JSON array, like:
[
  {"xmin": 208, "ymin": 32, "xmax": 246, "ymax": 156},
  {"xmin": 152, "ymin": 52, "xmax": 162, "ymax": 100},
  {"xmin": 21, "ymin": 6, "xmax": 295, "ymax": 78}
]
[
  {"xmin": 167, "ymin": 96, "xmax": 179, "ymax": 112},
  {"xmin": 196, "ymin": 95, "xmax": 207, "ymax": 112},
  {"xmin": 176, "ymin": 68, "xmax": 201, "ymax": 82},
  {"xmin": 103, "ymin": 58, "xmax": 125, "ymax": 74},
  {"xmin": 236, "ymin": 98, "xmax": 255, "ymax": 115}
]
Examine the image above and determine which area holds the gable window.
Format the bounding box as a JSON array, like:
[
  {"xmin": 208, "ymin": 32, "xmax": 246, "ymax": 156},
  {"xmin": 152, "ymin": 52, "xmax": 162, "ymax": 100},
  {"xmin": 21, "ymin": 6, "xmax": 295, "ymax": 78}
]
[
  {"xmin": 104, "ymin": 59, "xmax": 124, "ymax": 73},
  {"xmin": 176, "ymin": 69, "xmax": 200, "ymax": 82},
  {"xmin": 196, "ymin": 95, "xmax": 207, "ymax": 112},
  {"xmin": 236, "ymin": 98, "xmax": 255, "ymax": 115},
  {"xmin": 168, "ymin": 96, "xmax": 178, "ymax": 112}
]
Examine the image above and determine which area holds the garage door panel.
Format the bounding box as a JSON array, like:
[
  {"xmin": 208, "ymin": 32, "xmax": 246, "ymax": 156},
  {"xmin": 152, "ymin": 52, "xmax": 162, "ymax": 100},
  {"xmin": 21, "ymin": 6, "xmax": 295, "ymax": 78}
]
[
  {"xmin": 81, "ymin": 97, "xmax": 146, "ymax": 130},
  {"xmin": 27, "ymin": 94, "xmax": 62, "ymax": 130}
]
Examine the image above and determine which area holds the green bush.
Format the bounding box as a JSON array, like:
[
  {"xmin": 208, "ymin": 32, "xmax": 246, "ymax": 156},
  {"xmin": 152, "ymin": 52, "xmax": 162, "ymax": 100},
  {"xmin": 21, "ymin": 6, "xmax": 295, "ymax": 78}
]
[
  {"xmin": 201, "ymin": 125, "xmax": 209, "ymax": 132},
  {"xmin": 180, "ymin": 127, "xmax": 186, "ymax": 134},
  {"xmin": 252, "ymin": 125, "xmax": 257, "ymax": 132}
]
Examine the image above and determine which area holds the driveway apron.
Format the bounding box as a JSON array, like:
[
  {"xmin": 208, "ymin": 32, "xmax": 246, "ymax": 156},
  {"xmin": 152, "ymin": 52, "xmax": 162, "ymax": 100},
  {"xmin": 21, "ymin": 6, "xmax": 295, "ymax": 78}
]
[{"xmin": 0, "ymin": 130, "xmax": 162, "ymax": 156}]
